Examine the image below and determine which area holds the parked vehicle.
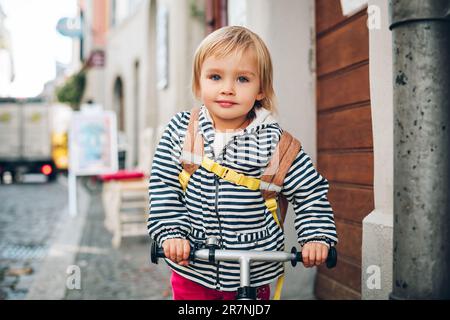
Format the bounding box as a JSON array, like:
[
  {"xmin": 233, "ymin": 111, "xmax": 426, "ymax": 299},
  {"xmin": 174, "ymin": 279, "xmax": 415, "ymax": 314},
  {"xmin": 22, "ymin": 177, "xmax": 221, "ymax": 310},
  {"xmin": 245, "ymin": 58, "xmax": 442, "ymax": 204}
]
[
  {"xmin": 0, "ymin": 98, "xmax": 58, "ymax": 183},
  {"xmin": 50, "ymin": 103, "xmax": 72, "ymax": 171}
]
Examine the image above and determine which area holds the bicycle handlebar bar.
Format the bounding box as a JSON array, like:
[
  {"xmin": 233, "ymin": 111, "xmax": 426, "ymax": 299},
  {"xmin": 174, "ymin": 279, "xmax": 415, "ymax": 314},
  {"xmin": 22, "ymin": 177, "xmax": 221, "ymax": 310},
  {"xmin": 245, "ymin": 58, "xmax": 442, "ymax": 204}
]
[{"xmin": 150, "ymin": 241, "xmax": 337, "ymax": 269}]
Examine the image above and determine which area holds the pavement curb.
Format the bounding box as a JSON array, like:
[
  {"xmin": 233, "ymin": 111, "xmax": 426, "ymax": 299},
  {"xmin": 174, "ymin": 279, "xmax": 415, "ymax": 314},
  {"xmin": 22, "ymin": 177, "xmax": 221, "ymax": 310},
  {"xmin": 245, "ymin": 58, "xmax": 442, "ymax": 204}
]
[{"xmin": 25, "ymin": 175, "xmax": 91, "ymax": 300}]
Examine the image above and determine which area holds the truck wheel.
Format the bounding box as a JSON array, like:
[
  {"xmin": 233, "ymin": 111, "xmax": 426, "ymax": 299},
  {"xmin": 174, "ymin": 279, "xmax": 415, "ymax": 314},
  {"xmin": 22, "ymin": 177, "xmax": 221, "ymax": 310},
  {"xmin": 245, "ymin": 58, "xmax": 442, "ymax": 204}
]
[
  {"xmin": 47, "ymin": 173, "xmax": 57, "ymax": 183},
  {"xmin": 14, "ymin": 171, "xmax": 23, "ymax": 183},
  {"xmin": 2, "ymin": 171, "xmax": 14, "ymax": 184}
]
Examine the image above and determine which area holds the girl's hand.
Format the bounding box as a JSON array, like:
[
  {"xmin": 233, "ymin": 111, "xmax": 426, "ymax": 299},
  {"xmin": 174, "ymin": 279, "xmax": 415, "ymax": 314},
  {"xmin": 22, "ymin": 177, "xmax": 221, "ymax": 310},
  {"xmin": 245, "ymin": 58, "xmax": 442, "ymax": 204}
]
[
  {"xmin": 162, "ymin": 238, "xmax": 191, "ymax": 266},
  {"xmin": 301, "ymin": 242, "xmax": 329, "ymax": 268}
]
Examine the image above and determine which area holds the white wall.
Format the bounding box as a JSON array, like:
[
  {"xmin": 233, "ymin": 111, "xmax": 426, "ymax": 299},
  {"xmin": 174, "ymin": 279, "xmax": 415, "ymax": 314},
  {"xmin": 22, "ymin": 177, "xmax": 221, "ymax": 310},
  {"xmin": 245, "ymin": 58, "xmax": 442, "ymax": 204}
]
[
  {"xmin": 155, "ymin": 0, "xmax": 205, "ymax": 138},
  {"xmin": 84, "ymin": 68, "xmax": 106, "ymax": 106},
  {"xmin": 104, "ymin": 0, "xmax": 205, "ymax": 169},
  {"xmin": 240, "ymin": 0, "xmax": 318, "ymax": 299},
  {"xmin": 362, "ymin": 0, "xmax": 393, "ymax": 299},
  {"xmin": 105, "ymin": 0, "xmax": 151, "ymax": 168},
  {"xmin": 82, "ymin": 0, "xmax": 94, "ymax": 61},
  {"xmin": 81, "ymin": 1, "xmax": 105, "ymax": 115}
]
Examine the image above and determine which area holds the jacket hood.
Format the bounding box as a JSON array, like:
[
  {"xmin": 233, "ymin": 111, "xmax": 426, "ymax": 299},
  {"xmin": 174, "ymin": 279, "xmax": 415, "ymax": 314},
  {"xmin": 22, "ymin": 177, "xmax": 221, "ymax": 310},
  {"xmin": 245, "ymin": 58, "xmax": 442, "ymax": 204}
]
[{"xmin": 199, "ymin": 105, "xmax": 279, "ymax": 146}]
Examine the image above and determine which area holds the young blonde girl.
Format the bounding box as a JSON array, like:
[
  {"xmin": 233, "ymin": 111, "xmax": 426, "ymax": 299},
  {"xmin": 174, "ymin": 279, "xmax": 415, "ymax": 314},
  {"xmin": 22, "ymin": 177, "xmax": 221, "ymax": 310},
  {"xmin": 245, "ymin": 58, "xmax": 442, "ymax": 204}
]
[{"xmin": 148, "ymin": 26, "xmax": 338, "ymax": 300}]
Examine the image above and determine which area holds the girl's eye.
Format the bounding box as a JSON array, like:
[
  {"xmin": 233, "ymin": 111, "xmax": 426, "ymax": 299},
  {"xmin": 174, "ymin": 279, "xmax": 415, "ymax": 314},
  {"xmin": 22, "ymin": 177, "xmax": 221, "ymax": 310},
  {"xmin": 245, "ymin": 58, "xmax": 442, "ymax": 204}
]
[
  {"xmin": 210, "ymin": 74, "xmax": 221, "ymax": 81},
  {"xmin": 237, "ymin": 76, "xmax": 249, "ymax": 83}
]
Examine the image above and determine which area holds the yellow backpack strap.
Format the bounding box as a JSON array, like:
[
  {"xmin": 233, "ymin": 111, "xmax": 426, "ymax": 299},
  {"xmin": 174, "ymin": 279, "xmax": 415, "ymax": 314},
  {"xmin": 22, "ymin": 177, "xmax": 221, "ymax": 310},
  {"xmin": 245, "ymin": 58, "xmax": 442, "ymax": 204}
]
[
  {"xmin": 260, "ymin": 131, "xmax": 301, "ymax": 300},
  {"xmin": 201, "ymin": 157, "xmax": 261, "ymax": 190},
  {"xmin": 179, "ymin": 107, "xmax": 203, "ymax": 191},
  {"xmin": 273, "ymin": 274, "xmax": 285, "ymax": 300}
]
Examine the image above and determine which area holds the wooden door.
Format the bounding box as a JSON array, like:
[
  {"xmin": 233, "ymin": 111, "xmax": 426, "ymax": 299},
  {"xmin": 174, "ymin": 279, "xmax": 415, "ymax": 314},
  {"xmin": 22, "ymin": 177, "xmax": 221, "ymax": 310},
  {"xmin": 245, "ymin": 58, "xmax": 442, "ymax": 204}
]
[
  {"xmin": 205, "ymin": 0, "xmax": 228, "ymax": 34},
  {"xmin": 315, "ymin": 0, "xmax": 374, "ymax": 299}
]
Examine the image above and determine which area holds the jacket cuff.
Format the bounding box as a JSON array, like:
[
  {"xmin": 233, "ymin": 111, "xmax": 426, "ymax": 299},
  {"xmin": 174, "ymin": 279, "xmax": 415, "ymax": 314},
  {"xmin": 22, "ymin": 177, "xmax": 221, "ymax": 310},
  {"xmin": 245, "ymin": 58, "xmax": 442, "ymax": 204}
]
[
  {"xmin": 299, "ymin": 236, "xmax": 335, "ymax": 248},
  {"xmin": 303, "ymin": 239, "xmax": 330, "ymax": 248},
  {"xmin": 157, "ymin": 230, "xmax": 187, "ymax": 247}
]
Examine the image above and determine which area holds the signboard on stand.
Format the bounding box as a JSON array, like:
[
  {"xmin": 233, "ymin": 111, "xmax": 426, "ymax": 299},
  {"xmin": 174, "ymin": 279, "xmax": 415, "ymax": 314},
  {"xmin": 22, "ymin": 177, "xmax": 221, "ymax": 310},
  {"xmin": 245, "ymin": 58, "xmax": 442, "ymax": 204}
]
[{"xmin": 68, "ymin": 109, "xmax": 118, "ymax": 216}]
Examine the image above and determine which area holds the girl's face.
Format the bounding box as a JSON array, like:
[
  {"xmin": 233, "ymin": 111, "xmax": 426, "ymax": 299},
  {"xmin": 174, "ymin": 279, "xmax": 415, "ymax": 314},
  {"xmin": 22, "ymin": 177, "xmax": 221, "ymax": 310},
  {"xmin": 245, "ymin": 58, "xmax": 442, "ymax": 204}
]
[{"xmin": 198, "ymin": 48, "xmax": 265, "ymax": 131}]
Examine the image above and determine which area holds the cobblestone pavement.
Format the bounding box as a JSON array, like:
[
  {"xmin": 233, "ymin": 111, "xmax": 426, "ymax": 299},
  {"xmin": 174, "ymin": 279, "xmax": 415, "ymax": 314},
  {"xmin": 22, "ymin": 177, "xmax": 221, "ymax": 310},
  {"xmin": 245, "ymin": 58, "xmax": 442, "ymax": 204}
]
[
  {"xmin": 0, "ymin": 178, "xmax": 68, "ymax": 300},
  {"xmin": 64, "ymin": 191, "xmax": 172, "ymax": 300}
]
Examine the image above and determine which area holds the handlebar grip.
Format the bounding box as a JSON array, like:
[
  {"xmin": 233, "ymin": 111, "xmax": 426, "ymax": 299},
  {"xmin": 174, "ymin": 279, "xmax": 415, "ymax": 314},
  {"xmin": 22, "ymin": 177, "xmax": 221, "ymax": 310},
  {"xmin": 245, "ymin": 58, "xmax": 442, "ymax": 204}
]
[
  {"xmin": 150, "ymin": 241, "xmax": 165, "ymax": 264},
  {"xmin": 150, "ymin": 241, "xmax": 196, "ymax": 264},
  {"xmin": 291, "ymin": 246, "xmax": 338, "ymax": 268},
  {"xmin": 326, "ymin": 246, "xmax": 338, "ymax": 268}
]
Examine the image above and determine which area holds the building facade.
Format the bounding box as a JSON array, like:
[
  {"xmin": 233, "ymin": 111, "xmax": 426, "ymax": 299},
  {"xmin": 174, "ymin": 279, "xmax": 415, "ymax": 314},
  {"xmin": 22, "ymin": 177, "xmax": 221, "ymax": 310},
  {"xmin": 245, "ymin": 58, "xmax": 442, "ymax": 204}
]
[
  {"xmin": 82, "ymin": 0, "xmax": 450, "ymax": 299},
  {"xmin": 81, "ymin": 0, "xmax": 205, "ymax": 169}
]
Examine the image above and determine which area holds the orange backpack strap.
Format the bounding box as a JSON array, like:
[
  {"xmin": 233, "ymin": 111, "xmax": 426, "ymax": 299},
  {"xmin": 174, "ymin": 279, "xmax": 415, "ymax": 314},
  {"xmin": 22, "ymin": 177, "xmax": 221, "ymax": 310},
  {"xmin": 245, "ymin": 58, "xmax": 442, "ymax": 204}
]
[
  {"xmin": 260, "ymin": 131, "xmax": 301, "ymax": 301},
  {"xmin": 179, "ymin": 107, "xmax": 204, "ymax": 191},
  {"xmin": 261, "ymin": 131, "xmax": 302, "ymax": 227}
]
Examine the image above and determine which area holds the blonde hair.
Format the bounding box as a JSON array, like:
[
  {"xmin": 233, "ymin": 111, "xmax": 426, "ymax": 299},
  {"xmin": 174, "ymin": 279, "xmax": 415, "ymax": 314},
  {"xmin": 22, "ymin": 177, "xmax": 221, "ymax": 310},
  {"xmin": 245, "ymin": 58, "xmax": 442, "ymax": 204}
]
[{"xmin": 192, "ymin": 26, "xmax": 277, "ymax": 114}]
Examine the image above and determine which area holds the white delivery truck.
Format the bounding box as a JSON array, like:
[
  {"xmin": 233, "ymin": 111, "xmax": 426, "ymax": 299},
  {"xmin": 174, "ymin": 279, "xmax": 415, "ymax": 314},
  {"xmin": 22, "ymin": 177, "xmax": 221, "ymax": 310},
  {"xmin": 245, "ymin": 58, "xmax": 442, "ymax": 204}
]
[{"xmin": 0, "ymin": 98, "xmax": 57, "ymax": 183}]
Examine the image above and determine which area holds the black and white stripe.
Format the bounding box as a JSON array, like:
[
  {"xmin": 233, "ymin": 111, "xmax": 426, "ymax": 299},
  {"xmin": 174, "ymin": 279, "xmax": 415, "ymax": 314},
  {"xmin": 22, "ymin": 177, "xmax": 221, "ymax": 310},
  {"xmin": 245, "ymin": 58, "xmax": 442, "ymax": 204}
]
[{"xmin": 147, "ymin": 106, "xmax": 338, "ymax": 291}]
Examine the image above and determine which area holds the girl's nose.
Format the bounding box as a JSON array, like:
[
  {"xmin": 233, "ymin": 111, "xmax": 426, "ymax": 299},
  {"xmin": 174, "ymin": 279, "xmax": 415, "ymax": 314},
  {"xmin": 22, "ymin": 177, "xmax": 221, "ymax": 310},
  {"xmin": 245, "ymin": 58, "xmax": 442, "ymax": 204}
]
[{"xmin": 220, "ymin": 80, "xmax": 235, "ymax": 95}]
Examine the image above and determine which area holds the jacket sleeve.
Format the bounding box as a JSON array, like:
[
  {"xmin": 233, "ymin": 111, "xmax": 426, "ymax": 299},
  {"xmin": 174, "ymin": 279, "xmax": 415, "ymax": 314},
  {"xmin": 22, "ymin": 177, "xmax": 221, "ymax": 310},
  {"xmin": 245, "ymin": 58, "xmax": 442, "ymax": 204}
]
[
  {"xmin": 281, "ymin": 147, "xmax": 338, "ymax": 247},
  {"xmin": 147, "ymin": 112, "xmax": 192, "ymax": 247}
]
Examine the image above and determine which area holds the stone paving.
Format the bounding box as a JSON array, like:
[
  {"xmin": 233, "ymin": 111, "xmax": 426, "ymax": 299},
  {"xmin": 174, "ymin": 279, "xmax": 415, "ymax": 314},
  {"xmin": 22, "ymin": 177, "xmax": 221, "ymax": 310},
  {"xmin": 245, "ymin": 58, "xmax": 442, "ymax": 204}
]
[
  {"xmin": 64, "ymin": 189, "xmax": 172, "ymax": 300},
  {"xmin": 0, "ymin": 179, "xmax": 68, "ymax": 299},
  {"xmin": 0, "ymin": 175, "xmax": 172, "ymax": 300}
]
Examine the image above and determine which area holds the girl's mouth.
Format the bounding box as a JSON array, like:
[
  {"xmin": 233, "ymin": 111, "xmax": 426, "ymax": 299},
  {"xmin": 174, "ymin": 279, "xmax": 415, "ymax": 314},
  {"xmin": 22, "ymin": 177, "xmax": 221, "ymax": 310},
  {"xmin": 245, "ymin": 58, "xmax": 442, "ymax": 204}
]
[{"xmin": 216, "ymin": 101, "xmax": 236, "ymax": 108}]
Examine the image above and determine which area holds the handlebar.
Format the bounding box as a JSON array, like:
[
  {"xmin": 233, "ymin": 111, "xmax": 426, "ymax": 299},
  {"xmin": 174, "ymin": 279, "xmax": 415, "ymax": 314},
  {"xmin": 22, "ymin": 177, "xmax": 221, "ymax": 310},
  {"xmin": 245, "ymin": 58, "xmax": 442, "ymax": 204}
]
[{"xmin": 150, "ymin": 241, "xmax": 337, "ymax": 269}]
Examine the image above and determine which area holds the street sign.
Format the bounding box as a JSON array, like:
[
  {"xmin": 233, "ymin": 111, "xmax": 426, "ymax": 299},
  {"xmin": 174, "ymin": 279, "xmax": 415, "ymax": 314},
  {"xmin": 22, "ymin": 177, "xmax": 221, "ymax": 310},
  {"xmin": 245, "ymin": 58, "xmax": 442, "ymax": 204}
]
[
  {"xmin": 56, "ymin": 17, "xmax": 82, "ymax": 38},
  {"xmin": 87, "ymin": 50, "xmax": 106, "ymax": 68}
]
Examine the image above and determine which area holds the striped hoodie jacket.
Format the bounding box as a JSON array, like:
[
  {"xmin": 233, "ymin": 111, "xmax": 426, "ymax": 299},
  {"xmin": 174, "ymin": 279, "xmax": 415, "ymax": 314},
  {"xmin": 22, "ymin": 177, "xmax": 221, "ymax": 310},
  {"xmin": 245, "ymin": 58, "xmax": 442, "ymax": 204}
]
[{"xmin": 147, "ymin": 106, "xmax": 338, "ymax": 291}]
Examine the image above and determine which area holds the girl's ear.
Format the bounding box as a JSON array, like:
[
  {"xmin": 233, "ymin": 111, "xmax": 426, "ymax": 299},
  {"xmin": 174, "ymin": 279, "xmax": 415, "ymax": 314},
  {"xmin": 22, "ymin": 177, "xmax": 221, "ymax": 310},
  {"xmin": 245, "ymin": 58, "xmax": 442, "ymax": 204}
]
[{"xmin": 256, "ymin": 91, "xmax": 265, "ymax": 101}]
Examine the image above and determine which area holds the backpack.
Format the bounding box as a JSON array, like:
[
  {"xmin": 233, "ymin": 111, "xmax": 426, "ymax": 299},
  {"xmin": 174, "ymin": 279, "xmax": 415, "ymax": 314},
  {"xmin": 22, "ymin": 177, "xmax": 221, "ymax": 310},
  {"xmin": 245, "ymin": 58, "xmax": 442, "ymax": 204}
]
[{"xmin": 177, "ymin": 107, "xmax": 302, "ymax": 300}]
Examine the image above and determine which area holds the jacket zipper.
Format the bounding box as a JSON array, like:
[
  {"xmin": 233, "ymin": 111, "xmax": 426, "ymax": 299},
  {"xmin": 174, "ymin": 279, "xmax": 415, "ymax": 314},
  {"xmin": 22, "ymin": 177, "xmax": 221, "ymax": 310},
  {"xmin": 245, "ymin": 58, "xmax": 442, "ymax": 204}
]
[
  {"xmin": 212, "ymin": 139, "xmax": 236, "ymax": 290},
  {"xmin": 214, "ymin": 175, "xmax": 222, "ymax": 289},
  {"xmin": 211, "ymin": 137, "xmax": 237, "ymax": 289}
]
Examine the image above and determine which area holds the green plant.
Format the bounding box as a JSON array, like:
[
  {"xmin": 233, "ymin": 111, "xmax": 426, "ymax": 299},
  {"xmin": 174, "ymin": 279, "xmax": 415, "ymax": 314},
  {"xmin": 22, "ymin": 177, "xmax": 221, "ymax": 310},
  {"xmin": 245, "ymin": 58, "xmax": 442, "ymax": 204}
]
[
  {"xmin": 190, "ymin": 0, "xmax": 205, "ymax": 21},
  {"xmin": 56, "ymin": 70, "xmax": 86, "ymax": 110}
]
